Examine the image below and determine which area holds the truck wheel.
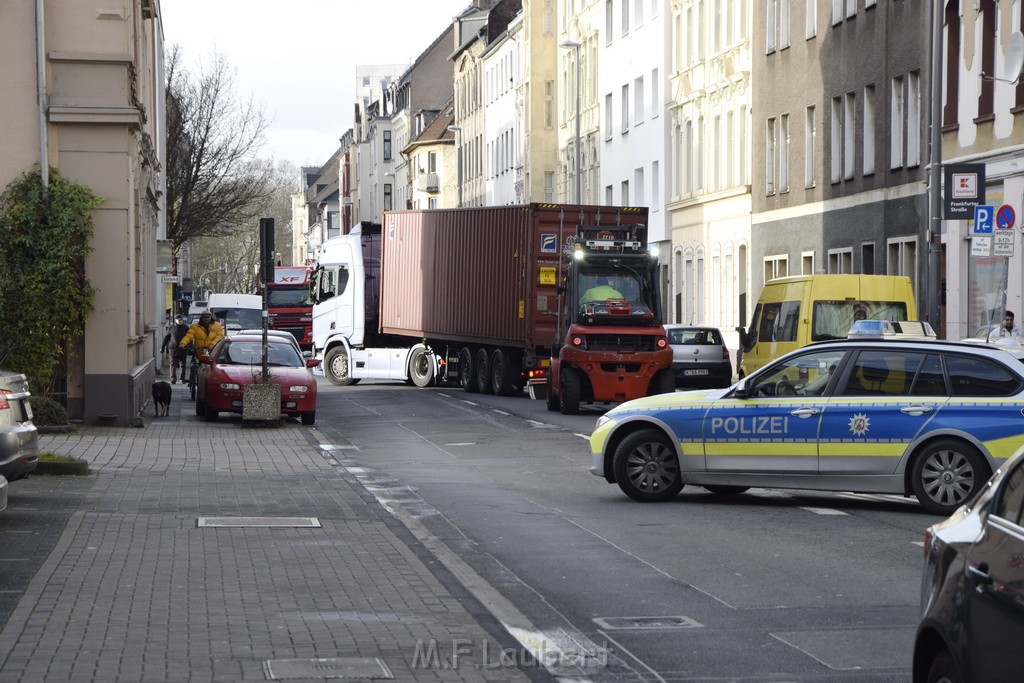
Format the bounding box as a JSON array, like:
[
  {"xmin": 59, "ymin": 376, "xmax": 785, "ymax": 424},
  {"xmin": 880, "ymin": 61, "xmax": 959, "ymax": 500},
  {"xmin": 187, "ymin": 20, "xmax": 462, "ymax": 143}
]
[
  {"xmin": 559, "ymin": 368, "xmax": 581, "ymax": 415},
  {"xmin": 911, "ymin": 438, "xmax": 990, "ymax": 515},
  {"xmin": 613, "ymin": 429, "xmax": 684, "ymax": 502},
  {"xmin": 545, "ymin": 375, "xmax": 560, "ymax": 411},
  {"xmin": 648, "ymin": 368, "xmax": 675, "ymax": 396},
  {"xmin": 459, "ymin": 347, "xmax": 478, "ymax": 392},
  {"xmin": 409, "ymin": 347, "xmax": 434, "ymax": 387},
  {"xmin": 490, "ymin": 349, "xmax": 513, "ymax": 396},
  {"xmin": 476, "ymin": 348, "xmax": 494, "ymax": 395},
  {"xmin": 324, "ymin": 346, "xmax": 360, "ymax": 386}
]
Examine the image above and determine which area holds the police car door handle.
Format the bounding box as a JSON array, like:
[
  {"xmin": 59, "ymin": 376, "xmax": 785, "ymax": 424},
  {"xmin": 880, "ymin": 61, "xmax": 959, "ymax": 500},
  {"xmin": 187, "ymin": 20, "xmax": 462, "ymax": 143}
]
[
  {"xmin": 900, "ymin": 405, "xmax": 933, "ymax": 415},
  {"xmin": 790, "ymin": 407, "xmax": 820, "ymax": 418}
]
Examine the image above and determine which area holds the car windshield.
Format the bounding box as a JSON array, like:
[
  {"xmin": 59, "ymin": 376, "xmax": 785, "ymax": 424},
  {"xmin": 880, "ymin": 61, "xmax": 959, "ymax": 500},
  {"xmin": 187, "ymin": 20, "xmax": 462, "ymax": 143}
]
[
  {"xmin": 211, "ymin": 308, "xmax": 264, "ymax": 331},
  {"xmin": 218, "ymin": 341, "xmax": 302, "ymax": 367},
  {"xmin": 267, "ymin": 288, "xmax": 312, "ymax": 307},
  {"xmin": 667, "ymin": 328, "xmax": 722, "ymax": 345},
  {"xmin": 811, "ymin": 300, "xmax": 909, "ymax": 341}
]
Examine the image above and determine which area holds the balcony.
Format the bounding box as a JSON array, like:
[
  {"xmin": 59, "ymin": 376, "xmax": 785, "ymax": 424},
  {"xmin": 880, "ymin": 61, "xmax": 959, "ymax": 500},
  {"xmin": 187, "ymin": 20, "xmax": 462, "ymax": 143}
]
[{"xmin": 415, "ymin": 172, "xmax": 439, "ymax": 193}]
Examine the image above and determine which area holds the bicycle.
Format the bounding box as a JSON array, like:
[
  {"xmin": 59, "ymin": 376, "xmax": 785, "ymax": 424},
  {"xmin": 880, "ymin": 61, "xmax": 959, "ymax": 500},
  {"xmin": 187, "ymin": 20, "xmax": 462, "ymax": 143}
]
[{"xmin": 187, "ymin": 345, "xmax": 210, "ymax": 401}]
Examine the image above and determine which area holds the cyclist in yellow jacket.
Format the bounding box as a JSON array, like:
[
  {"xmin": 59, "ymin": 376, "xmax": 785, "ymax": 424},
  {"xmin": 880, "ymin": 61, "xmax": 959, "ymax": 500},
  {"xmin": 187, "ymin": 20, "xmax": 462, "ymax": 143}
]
[{"xmin": 179, "ymin": 310, "xmax": 224, "ymax": 357}]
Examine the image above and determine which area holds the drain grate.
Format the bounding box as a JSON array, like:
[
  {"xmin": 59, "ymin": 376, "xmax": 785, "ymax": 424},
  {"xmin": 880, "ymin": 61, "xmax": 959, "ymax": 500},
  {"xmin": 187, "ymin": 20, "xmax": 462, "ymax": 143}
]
[
  {"xmin": 593, "ymin": 615, "xmax": 704, "ymax": 630},
  {"xmin": 263, "ymin": 657, "xmax": 393, "ymax": 680},
  {"xmin": 197, "ymin": 517, "xmax": 321, "ymax": 528}
]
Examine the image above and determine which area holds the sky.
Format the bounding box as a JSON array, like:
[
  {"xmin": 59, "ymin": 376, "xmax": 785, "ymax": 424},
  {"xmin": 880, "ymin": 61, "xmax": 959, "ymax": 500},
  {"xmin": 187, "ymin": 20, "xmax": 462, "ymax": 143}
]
[{"xmin": 160, "ymin": 0, "xmax": 470, "ymax": 168}]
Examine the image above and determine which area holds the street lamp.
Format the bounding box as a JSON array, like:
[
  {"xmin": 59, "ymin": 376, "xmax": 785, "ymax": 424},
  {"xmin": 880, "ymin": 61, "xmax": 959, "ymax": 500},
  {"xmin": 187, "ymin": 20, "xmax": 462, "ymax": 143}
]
[
  {"xmin": 447, "ymin": 124, "xmax": 463, "ymax": 207},
  {"xmin": 559, "ymin": 39, "xmax": 582, "ymax": 204}
]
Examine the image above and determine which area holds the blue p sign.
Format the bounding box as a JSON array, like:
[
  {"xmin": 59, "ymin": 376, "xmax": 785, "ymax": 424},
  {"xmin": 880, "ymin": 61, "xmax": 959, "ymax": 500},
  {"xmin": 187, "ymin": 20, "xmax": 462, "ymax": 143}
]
[{"xmin": 974, "ymin": 205, "xmax": 995, "ymax": 234}]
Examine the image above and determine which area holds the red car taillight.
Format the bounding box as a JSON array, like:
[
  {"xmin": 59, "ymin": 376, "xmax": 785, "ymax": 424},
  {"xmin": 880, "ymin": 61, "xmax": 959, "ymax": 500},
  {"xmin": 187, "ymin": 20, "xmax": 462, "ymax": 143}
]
[
  {"xmin": 723, "ymin": 347, "xmax": 731, "ymax": 360},
  {"xmin": 0, "ymin": 389, "xmax": 11, "ymax": 410}
]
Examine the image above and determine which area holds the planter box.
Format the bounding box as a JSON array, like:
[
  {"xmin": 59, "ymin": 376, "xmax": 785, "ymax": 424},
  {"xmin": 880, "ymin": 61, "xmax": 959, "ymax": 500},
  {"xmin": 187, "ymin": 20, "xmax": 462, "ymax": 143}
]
[{"xmin": 242, "ymin": 383, "xmax": 279, "ymax": 421}]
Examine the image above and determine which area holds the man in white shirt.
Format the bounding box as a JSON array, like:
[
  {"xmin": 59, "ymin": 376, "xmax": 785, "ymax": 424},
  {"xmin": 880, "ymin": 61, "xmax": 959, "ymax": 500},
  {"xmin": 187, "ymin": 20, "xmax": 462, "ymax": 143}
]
[{"xmin": 989, "ymin": 311, "xmax": 1024, "ymax": 339}]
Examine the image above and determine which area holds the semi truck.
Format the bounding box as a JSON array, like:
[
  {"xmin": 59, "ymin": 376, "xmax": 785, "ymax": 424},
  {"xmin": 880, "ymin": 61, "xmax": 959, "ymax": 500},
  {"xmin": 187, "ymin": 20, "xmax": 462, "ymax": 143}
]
[
  {"xmin": 264, "ymin": 266, "xmax": 314, "ymax": 349},
  {"xmin": 309, "ymin": 204, "xmax": 673, "ymax": 413}
]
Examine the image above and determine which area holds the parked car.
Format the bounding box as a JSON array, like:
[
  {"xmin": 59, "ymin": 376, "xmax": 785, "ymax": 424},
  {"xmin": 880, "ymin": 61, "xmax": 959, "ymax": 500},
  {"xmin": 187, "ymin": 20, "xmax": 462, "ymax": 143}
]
[
  {"xmin": 664, "ymin": 325, "xmax": 732, "ymax": 389},
  {"xmin": 913, "ymin": 444, "xmax": 1024, "ymax": 682},
  {"xmin": 590, "ymin": 338, "xmax": 1024, "ymax": 514},
  {"xmin": 0, "ymin": 475, "xmax": 7, "ymax": 513},
  {"xmin": 196, "ymin": 333, "xmax": 319, "ymax": 424},
  {"xmin": 0, "ymin": 370, "xmax": 38, "ymax": 483}
]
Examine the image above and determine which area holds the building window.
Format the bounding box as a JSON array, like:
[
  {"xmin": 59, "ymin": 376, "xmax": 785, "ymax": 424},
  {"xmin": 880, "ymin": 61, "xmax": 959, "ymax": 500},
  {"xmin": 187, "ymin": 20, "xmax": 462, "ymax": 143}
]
[
  {"xmin": 635, "ymin": 0, "xmax": 644, "ymax": 25},
  {"xmin": 606, "ymin": 0, "xmax": 613, "ymax": 43},
  {"xmin": 806, "ymin": 0, "xmax": 816, "ymax": 38},
  {"xmin": 844, "ymin": 92, "xmax": 855, "ymax": 180},
  {"xmin": 764, "ymin": 254, "xmax": 788, "ymax": 282},
  {"xmin": 698, "ymin": 0, "xmax": 706, "ymax": 58},
  {"xmin": 544, "ymin": 80, "xmax": 554, "ymax": 128},
  {"xmin": 801, "ymin": 251, "xmax": 815, "ymax": 275},
  {"xmin": 766, "ymin": 117, "xmax": 776, "ymax": 195},
  {"xmin": 845, "ymin": 0, "xmax": 855, "ymax": 19},
  {"xmin": 779, "ymin": 0, "xmax": 790, "ymax": 48},
  {"xmin": 383, "ymin": 131, "xmax": 392, "ymax": 161},
  {"xmin": 621, "ymin": 180, "xmax": 629, "ymax": 205},
  {"xmin": 545, "ymin": 171, "xmax": 555, "ymax": 202},
  {"xmin": 979, "ymin": 0, "xmax": 996, "ymax": 119},
  {"xmin": 888, "ymin": 237, "xmax": 917, "ymax": 284},
  {"xmin": 828, "ymin": 248, "xmax": 852, "ymax": 274},
  {"xmin": 805, "ymin": 105, "xmax": 816, "ymax": 188},
  {"xmin": 891, "ymin": 75, "xmax": 905, "ymax": 169},
  {"xmin": 651, "ymin": 68, "xmax": 659, "ymax": 118},
  {"xmin": 652, "ymin": 160, "xmax": 660, "ymax": 207},
  {"xmin": 830, "ymin": 96, "xmax": 841, "ymax": 183},
  {"xmin": 684, "ymin": 120, "xmax": 694, "ymax": 194},
  {"xmin": 907, "ymin": 71, "xmax": 921, "ymax": 167},
  {"xmin": 605, "ymin": 92, "xmax": 613, "ymax": 138},
  {"xmin": 863, "ymin": 85, "xmax": 876, "ymax": 176},
  {"xmin": 861, "ymin": 242, "xmax": 875, "ymax": 274},
  {"xmin": 945, "ymin": 4, "xmax": 961, "ymax": 127},
  {"xmin": 766, "ymin": 0, "xmax": 777, "ymax": 53},
  {"xmin": 622, "ymin": 0, "xmax": 630, "ymax": 34},
  {"xmin": 740, "ymin": 104, "xmax": 748, "ymax": 184},
  {"xmin": 428, "ymin": 151, "xmax": 437, "ymax": 173},
  {"xmin": 384, "ymin": 183, "xmax": 393, "ymax": 211},
  {"xmin": 621, "ymin": 84, "xmax": 630, "ymax": 132},
  {"xmin": 726, "ymin": 110, "xmax": 735, "ymax": 187},
  {"xmin": 635, "ymin": 167, "xmax": 645, "ymax": 205},
  {"xmin": 775, "ymin": 113, "xmax": 788, "ymax": 193},
  {"xmin": 634, "ymin": 76, "xmax": 645, "ymax": 124},
  {"xmin": 713, "ymin": 115, "xmax": 722, "ymax": 190},
  {"xmin": 605, "ymin": 184, "xmax": 614, "ymax": 205}
]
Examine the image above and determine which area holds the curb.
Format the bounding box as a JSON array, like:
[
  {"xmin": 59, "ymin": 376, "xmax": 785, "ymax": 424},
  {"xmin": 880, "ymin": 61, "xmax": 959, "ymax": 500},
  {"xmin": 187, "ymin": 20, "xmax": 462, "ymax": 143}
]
[{"xmin": 34, "ymin": 458, "xmax": 91, "ymax": 476}]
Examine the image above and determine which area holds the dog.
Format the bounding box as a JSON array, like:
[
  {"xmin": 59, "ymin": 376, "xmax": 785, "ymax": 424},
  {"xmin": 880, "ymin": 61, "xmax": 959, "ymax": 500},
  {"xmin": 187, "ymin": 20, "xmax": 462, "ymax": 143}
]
[{"xmin": 152, "ymin": 381, "xmax": 172, "ymax": 417}]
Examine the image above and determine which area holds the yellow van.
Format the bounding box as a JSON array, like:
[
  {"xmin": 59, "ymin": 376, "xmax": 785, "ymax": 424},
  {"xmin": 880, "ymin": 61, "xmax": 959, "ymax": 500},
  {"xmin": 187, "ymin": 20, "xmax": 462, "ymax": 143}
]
[{"xmin": 737, "ymin": 274, "xmax": 918, "ymax": 377}]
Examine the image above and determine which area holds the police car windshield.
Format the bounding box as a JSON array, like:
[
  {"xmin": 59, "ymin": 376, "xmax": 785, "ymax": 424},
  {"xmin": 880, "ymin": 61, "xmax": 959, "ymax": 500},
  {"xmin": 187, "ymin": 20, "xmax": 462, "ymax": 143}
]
[{"xmin": 811, "ymin": 300, "xmax": 909, "ymax": 341}]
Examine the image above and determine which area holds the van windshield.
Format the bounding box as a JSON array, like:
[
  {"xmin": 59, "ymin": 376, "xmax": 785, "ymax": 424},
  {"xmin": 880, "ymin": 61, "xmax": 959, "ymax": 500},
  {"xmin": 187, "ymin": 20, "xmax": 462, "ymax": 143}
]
[
  {"xmin": 211, "ymin": 307, "xmax": 263, "ymax": 331},
  {"xmin": 812, "ymin": 300, "xmax": 909, "ymax": 341}
]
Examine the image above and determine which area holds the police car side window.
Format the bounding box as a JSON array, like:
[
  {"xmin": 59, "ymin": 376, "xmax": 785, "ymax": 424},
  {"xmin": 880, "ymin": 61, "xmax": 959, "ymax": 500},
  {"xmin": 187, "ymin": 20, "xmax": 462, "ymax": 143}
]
[
  {"xmin": 993, "ymin": 464, "xmax": 1024, "ymax": 527},
  {"xmin": 909, "ymin": 354, "xmax": 948, "ymax": 396},
  {"xmin": 842, "ymin": 351, "xmax": 923, "ymax": 397},
  {"xmin": 945, "ymin": 355, "xmax": 1022, "ymax": 397},
  {"xmin": 751, "ymin": 349, "xmax": 845, "ymax": 397}
]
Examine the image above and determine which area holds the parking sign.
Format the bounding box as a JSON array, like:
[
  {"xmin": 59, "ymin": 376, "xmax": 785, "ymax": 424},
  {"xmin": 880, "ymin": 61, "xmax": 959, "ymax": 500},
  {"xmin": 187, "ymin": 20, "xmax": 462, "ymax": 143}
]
[{"xmin": 973, "ymin": 205, "xmax": 995, "ymax": 234}]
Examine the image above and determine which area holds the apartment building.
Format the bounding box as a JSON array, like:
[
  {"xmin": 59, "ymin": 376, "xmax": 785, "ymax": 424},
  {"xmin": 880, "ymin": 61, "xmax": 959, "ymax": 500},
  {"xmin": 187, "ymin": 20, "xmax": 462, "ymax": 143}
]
[
  {"xmin": 513, "ymin": 1, "xmax": 560, "ymax": 203},
  {"xmin": 941, "ymin": 2, "xmax": 1024, "ymax": 339},
  {"xmin": 0, "ymin": 0, "xmax": 165, "ymax": 423},
  {"xmin": 404, "ymin": 99, "xmax": 458, "ymax": 210},
  {"xmin": 751, "ymin": 0, "xmax": 930, "ymax": 321}
]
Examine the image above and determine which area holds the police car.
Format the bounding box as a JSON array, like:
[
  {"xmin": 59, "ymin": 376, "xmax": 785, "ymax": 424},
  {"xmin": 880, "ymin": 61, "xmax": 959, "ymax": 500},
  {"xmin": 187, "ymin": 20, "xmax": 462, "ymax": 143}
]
[{"xmin": 589, "ymin": 338, "xmax": 1024, "ymax": 515}]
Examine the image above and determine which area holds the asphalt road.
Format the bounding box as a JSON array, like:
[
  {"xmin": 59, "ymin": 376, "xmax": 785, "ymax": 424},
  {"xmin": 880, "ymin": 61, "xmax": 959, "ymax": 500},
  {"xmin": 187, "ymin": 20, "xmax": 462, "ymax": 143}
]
[{"xmin": 314, "ymin": 380, "xmax": 934, "ymax": 682}]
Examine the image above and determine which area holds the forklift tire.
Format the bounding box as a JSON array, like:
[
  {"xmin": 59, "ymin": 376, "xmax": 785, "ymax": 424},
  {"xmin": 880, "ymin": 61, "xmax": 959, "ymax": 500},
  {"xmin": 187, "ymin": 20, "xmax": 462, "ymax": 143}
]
[
  {"xmin": 648, "ymin": 368, "xmax": 675, "ymax": 396},
  {"xmin": 559, "ymin": 368, "xmax": 581, "ymax": 415},
  {"xmin": 545, "ymin": 375, "xmax": 560, "ymax": 411}
]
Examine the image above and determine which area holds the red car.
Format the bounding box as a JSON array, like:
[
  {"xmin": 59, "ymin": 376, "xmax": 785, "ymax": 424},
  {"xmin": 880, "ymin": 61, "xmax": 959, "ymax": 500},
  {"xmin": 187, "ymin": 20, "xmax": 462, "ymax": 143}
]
[{"xmin": 196, "ymin": 333, "xmax": 319, "ymax": 424}]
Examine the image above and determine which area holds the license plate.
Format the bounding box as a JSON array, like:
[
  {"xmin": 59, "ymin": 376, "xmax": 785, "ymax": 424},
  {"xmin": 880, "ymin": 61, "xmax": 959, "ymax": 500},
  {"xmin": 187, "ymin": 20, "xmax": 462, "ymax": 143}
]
[
  {"xmin": 23, "ymin": 401, "xmax": 33, "ymax": 420},
  {"xmin": 682, "ymin": 369, "xmax": 709, "ymax": 376}
]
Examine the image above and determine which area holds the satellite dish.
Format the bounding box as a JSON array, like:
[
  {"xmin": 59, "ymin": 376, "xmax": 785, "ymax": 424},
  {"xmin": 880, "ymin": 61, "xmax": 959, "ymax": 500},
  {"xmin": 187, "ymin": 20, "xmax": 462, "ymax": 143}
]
[{"xmin": 1004, "ymin": 32, "xmax": 1024, "ymax": 83}]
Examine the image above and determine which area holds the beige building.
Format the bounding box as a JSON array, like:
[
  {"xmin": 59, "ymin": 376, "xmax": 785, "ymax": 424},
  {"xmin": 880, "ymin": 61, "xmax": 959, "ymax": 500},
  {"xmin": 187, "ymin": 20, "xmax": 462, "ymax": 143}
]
[{"xmin": 0, "ymin": 0, "xmax": 166, "ymax": 423}]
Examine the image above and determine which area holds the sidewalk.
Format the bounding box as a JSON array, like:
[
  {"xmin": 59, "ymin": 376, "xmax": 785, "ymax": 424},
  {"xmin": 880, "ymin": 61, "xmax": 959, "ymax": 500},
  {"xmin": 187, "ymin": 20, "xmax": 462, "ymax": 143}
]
[{"xmin": 0, "ymin": 381, "xmax": 537, "ymax": 682}]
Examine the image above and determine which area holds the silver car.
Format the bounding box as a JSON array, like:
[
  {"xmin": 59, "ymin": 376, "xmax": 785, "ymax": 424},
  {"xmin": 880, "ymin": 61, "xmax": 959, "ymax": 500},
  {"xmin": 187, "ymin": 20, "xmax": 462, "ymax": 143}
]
[
  {"xmin": 0, "ymin": 370, "xmax": 38, "ymax": 483},
  {"xmin": 664, "ymin": 325, "xmax": 733, "ymax": 389}
]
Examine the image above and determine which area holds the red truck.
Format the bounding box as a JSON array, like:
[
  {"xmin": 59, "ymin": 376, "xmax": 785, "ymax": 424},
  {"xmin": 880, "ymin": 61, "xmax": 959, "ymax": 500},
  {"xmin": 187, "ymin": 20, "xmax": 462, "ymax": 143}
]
[
  {"xmin": 310, "ymin": 204, "xmax": 673, "ymax": 413},
  {"xmin": 266, "ymin": 266, "xmax": 314, "ymax": 350}
]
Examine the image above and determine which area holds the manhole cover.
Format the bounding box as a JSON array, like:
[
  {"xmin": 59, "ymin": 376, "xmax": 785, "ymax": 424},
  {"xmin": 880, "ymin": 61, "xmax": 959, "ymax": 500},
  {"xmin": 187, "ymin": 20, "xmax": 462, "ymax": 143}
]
[
  {"xmin": 264, "ymin": 657, "xmax": 393, "ymax": 680},
  {"xmin": 197, "ymin": 517, "xmax": 321, "ymax": 528},
  {"xmin": 593, "ymin": 615, "xmax": 703, "ymax": 630}
]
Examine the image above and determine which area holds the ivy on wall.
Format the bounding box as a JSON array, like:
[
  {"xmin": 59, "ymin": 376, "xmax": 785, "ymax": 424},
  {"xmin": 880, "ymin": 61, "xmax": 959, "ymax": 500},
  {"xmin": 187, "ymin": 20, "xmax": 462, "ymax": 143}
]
[{"xmin": 0, "ymin": 168, "xmax": 101, "ymax": 394}]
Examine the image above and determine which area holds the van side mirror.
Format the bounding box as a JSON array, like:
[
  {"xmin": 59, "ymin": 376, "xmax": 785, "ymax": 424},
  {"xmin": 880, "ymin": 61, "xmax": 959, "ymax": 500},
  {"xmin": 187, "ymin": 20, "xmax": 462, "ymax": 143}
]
[{"xmin": 735, "ymin": 326, "xmax": 748, "ymax": 348}]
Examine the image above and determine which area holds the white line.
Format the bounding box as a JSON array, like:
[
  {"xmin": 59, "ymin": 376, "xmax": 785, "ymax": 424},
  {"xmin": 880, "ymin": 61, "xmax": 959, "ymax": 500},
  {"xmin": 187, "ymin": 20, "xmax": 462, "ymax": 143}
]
[
  {"xmin": 799, "ymin": 506, "xmax": 849, "ymax": 516},
  {"xmin": 491, "ymin": 409, "xmax": 510, "ymax": 416},
  {"xmin": 461, "ymin": 400, "xmax": 478, "ymax": 406},
  {"xmin": 444, "ymin": 442, "xmax": 476, "ymax": 446},
  {"xmin": 437, "ymin": 392, "xmax": 451, "ymax": 398},
  {"xmin": 911, "ymin": 541, "xmax": 924, "ymax": 547},
  {"xmin": 574, "ymin": 433, "xmax": 590, "ymax": 440}
]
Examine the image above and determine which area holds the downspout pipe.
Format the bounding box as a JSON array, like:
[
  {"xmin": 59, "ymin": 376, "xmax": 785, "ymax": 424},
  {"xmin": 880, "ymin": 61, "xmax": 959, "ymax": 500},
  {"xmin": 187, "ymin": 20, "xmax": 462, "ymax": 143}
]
[{"xmin": 36, "ymin": 0, "xmax": 49, "ymax": 190}]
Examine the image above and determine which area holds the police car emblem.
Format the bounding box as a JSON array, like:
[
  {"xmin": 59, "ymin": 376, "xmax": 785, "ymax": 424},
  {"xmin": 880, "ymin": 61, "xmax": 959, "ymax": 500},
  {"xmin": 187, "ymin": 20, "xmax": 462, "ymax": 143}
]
[{"xmin": 848, "ymin": 413, "xmax": 870, "ymax": 436}]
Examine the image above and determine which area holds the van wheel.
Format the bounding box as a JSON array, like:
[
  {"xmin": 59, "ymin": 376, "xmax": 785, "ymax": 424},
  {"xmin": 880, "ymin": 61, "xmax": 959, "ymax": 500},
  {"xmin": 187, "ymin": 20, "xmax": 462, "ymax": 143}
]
[
  {"xmin": 911, "ymin": 439, "xmax": 990, "ymax": 515},
  {"xmin": 324, "ymin": 346, "xmax": 359, "ymax": 386},
  {"xmin": 613, "ymin": 429, "xmax": 684, "ymax": 502},
  {"xmin": 459, "ymin": 347, "xmax": 478, "ymax": 392},
  {"xmin": 475, "ymin": 348, "xmax": 493, "ymax": 395}
]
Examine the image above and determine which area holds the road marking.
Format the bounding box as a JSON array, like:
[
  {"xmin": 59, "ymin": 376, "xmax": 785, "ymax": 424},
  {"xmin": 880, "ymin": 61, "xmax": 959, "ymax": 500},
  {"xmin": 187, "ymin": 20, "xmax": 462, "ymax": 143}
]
[
  {"xmin": 444, "ymin": 442, "xmax": 476, "ymax": 446},
  {"xmin": 491, "ymin": 409, "xmax": 510, "ymax": 416},
  {"xmin": 574, "ymin": 433, "xmax": 590, "ymax": 440},
  {"xmin": 461, "ymin": 400, "xmax": 478, "ymax": 406},
  {"xmin": 527, "ymin": 419, "xmax": 558, "ymax": 429},
  {"xmin": 437, "ymin": 392, "xmax": 451, "ymax": 398},
  {"xmin": 911, "ymin": 541, "xmax": 925, "ymax": 547},
  {"xmin": 799, "ymin": 507, "xmax": 849, "ymax": 516}
]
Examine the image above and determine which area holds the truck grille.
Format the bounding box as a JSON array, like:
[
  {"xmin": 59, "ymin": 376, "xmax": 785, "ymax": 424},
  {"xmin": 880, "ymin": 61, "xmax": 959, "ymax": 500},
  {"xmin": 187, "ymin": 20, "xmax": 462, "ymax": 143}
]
[{"xmin": 582, "ymin": 334, "xmax": 660, "ymax": 352}]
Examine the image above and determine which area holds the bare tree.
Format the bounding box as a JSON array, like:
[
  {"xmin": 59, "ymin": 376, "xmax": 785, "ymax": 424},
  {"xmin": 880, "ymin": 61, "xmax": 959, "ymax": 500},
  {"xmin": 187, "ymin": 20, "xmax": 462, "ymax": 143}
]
[{"xmin": 165, "ymin": 44, "xmax": 273, "ymax": 249}]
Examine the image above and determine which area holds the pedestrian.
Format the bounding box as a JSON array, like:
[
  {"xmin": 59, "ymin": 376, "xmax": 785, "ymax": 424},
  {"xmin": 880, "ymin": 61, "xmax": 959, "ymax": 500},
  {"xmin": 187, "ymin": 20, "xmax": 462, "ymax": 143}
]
[
  {"xmin": 989, "ymin": 311, "xmax": 1024, "ymax": 339},
  {"xmin": 161, "ymin": 315, "xmax": 191, "ymax": 383}
]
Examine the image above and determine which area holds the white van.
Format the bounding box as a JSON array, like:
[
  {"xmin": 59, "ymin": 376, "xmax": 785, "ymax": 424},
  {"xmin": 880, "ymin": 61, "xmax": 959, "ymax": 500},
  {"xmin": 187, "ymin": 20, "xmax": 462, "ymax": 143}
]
[{"xmin": 206, "ymin": 293, "xmax": 264, "ymax": 336}]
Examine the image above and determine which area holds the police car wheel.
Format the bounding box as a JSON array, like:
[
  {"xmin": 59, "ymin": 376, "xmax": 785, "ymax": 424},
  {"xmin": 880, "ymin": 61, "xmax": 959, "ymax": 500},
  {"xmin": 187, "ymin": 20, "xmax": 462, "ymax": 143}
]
[
  {"xmin": 911, "ymin": 439, "xmax": 990, "ymax": 516},
  {"xmin": 613, "ymin": 429, "xmax": 683, "ymax": 502},
  {"xmin": 703, "ymin": 485, "xmax": 749, "ymax": 495}
]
